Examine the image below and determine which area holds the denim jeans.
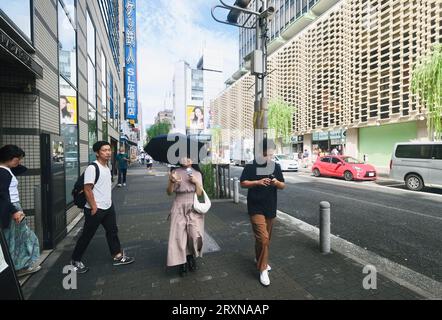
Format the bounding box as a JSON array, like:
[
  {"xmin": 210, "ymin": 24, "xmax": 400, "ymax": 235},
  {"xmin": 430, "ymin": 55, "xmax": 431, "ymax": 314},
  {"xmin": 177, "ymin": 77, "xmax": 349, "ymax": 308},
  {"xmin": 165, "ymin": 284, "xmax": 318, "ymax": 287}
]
[{"xmin": 118, "ymin": 168, "xmax": 127, "ymax": 184}]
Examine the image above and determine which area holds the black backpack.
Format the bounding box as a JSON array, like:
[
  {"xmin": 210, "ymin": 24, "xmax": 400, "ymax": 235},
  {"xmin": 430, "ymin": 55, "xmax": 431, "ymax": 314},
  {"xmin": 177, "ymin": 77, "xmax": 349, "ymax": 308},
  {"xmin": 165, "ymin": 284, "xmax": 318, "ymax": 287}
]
[{"xmin": 72, "ymin": 163, "xmax": 100, "ymax": 209}]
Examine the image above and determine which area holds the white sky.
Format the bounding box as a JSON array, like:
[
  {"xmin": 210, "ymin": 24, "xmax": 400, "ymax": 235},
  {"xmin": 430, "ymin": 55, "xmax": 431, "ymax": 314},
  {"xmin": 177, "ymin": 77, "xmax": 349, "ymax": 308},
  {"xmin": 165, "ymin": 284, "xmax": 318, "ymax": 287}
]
[{"xmin": 136, "ymin": 0, "xmax": 239, "ymax": 127}]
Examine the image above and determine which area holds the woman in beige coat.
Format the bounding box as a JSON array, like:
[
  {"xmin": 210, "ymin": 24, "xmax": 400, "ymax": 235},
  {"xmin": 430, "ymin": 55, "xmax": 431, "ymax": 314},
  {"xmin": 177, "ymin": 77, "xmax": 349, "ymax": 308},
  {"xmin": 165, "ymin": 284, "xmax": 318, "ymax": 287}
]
[{"xmin": 167, "ymin": 157, "xmax": 204, "ymax": 276}]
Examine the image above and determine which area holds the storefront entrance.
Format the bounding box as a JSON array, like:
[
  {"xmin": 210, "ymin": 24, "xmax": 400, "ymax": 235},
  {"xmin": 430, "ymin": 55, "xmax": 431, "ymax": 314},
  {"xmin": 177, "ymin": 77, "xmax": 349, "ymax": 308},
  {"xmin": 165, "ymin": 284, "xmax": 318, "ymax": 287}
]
[{"xmin": 312, "ymin": 130, "xmax": 346, "ymax": 155}]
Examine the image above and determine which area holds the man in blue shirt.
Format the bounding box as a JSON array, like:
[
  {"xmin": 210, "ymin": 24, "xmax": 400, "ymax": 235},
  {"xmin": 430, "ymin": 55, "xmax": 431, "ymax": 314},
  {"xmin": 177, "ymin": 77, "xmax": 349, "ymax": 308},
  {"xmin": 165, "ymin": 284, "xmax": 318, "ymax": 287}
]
[{"xmin": 116, "ymin": 147, "xmax": 129, "ymax": 187}]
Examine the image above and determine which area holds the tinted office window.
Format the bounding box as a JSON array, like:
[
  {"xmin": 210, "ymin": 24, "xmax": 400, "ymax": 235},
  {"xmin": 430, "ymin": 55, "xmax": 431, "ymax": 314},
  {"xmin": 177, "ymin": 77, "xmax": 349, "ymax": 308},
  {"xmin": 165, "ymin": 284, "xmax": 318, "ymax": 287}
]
[
  {"xmin": 395, "ymin": 145, "xmax": 432, "ymax": 159},
  {"xmin": 87, "ymin": 12, "xmax": 96, "ymax": 62},
  {"xmin": 88, "ymin": 105, "xmax": 98, "ymax": 159},
  {"xmin": 58, "ymin": 1, "xmax": 77, "ymax": 86},
  {"xmin": 58, "ymin": 0, "xmax": 79, "ymax": 206},
  {"xmin": 87, "ymin": 12, "xmax": 97, "ymax": 161}
]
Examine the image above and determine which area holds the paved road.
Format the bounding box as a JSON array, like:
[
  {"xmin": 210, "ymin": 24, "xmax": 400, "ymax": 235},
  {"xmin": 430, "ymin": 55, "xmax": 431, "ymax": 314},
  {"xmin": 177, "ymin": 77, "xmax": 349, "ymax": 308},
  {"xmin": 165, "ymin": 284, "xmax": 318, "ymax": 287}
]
[{"xmin": 230, "ymin": 166, "xmax": 442, "ymax": 282}]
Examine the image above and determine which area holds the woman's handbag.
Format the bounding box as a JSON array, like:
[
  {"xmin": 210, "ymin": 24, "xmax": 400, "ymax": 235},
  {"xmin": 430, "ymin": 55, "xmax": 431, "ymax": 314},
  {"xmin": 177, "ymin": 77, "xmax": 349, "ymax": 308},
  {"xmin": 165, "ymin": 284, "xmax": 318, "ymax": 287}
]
[{"xmin": 193, "ymin": 189, "xmax": 211, "ymax": 214}]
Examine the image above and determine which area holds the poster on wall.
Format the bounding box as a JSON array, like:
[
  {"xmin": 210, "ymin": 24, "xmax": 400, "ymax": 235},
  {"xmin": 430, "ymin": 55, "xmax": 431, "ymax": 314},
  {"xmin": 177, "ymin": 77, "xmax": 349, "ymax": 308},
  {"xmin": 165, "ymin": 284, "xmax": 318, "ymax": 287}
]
[
  {"xmin": 60, "ymin": 95, "xmax": 77, "ymax": 125},
  {"xmin": 186, "ymin": 106, "xmax": 205, "ymax": 130}
]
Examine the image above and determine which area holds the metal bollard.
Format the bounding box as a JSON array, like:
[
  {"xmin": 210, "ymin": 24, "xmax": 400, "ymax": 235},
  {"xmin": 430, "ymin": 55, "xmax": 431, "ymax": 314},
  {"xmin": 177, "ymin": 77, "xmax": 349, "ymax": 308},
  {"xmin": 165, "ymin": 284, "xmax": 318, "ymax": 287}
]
[
  {"xmin": 233, "ymin": 177, "xmax": 239, "ymax": 204},
  {"xmin": 320, "ymin": 201, "xmax": 331, "ymax": 254}
]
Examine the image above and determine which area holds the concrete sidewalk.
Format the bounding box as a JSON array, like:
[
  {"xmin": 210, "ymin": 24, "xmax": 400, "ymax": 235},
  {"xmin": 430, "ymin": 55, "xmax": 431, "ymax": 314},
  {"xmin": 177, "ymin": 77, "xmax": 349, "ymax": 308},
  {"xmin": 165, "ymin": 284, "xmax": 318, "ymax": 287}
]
[{"xmin": 22, "ymin": 165, "xmax": 423, "ymax": 300}]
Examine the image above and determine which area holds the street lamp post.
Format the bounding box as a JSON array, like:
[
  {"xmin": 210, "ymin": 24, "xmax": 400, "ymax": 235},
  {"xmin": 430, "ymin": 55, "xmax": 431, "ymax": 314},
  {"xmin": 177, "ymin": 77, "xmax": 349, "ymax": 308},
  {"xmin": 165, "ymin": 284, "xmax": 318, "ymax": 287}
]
[{"xmin": 212, "ymin": 0, "xmax": 274, "ymax": 158}]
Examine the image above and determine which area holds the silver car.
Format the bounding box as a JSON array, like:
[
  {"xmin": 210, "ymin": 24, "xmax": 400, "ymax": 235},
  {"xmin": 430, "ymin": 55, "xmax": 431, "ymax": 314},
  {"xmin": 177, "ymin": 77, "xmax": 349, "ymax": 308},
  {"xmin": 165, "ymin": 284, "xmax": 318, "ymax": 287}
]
[
  {"xmin": 390, "ymin": 142, "xmax": 442, "ymax": 191},
  {"xmin": 274, "ymin": 154, "xmax": 299, "ymax": 172}
]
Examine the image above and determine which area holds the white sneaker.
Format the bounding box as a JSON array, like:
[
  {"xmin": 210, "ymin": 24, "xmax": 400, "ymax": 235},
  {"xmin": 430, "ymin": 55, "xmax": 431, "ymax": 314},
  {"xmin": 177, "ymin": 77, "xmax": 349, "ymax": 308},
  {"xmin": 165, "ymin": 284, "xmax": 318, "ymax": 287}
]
[
  {"xmin": 260, "ymin": 270, "xmax": 270, "ymax": 286},
  {"xmin": 123, "ymin": 183, "xmax": 126, "ymax": 187},
  {"xmin": 117, "ymin": 184, "xmax": 122, "ymax": 187}
]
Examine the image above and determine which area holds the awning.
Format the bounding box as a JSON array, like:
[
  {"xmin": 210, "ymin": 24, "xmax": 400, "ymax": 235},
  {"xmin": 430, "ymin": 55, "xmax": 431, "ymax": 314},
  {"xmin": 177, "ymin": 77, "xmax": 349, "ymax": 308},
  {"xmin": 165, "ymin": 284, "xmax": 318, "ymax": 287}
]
[
  {"xmin": 120, "ymin": 135, "xmax": 138, "ymax": 147},
  {"xmin": 126, "ymin": 140, "xmax": 138, "ymax": 147},
  {"xmin": 0, "ymin": 28, "xmax": 43, "ymax": 78}
]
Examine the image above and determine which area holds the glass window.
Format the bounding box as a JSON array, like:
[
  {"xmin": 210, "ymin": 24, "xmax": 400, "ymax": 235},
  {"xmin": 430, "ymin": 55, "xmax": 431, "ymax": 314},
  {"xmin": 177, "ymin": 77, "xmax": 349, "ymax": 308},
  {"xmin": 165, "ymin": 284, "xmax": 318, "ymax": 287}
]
[
  {"xmin": 296, "ymin": 0, "xmax": 302, "ymax": 18},
  {"xmin": 343, "ymin": 157, "xmax": 363, "ymax": 164},
  {"xmin": 101, "ymin": 50, "xmax": 108, "ymax": 140},
  {"xmin": 101, "ymin": 51, "xmax": 106, "ymax": 84},
  {"xmin": 0, "ymin": 0, "xmax": 32, "ymax": 40},
  {"xmin": 395, "ymin": 145, "xmax": 432, "ymax": 159},
  {"xmin": 88, "ymin": 59, "xmax": 96, "ymax": 107},
  {"xmin": 433, "ymin": 145, "xmax": 442, "ymax": 160},
  {"xmin": 98, "ymin": 0, "xmax": 120, "ymax": 71},
  {"xmin": 87, "ymin": 12, "xmax": 95, "ymax": 62},
  {"xmin": 331, "ymin": 157, "xmax": 342, "ymax": 164},
  {"xmin": 62, "ymin": 0, "xmax": 76, "ymax": 24},
  {"xmin": 321, "ymin": 157, "xmax": 331, "ymax": 163},
  {"xmin": 87, "ymin": 11, "xmax": 96, "ymax": 108},
  {"xmin": 101, "ymin": 50, "xmax": 107, "ymax": 117},
  {"xmin": 102, "ymin": 120, "xmax": 108, "ymax": 141},
  {"xmin": 60, "ymin": 78, "xmax": 79, "ymax": 205},
  {"xmin": 109, "ymin": 72, "xmax": 114, "ymax": 126},
  {"xmin": 88, "ymin": 105, "xmax": 98, "ymax": 162},
  {"xmin": 58, "ymin": 1, "xmax": 79, "ymax": 206},
  {"xmin": 102, "ymin": 81, "xmax": 107, "ymax": 115},
  {"xmin": 302, "ymin": 0, "xmax": 308, "ymax": 13},
  {"xmin": 58, "ymin": 1, "xmax": 77, "ymax": 86},
  {"xmin": 87, "ymin": 11, "xmax": 97, "ymax": 161}
]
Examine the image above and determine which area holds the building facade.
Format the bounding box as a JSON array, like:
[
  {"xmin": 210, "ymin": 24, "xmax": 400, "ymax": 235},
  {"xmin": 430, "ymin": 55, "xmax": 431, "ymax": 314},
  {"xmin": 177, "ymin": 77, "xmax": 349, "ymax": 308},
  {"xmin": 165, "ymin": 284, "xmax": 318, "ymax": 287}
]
[
  {"xmin": 212, "ymin": 0, "xmax": 442, "ymax": 172},
  {"xmin": 0, "ymin": 0, "xmax": 130, "ymax": 249},
  {"xmin": 155, "ymin": 110, "xmax": 173, "ymax": 125},
  {"xmin": 173, "ymin": 48, "xmax": 224, "ymax": 136},
  {"xmin": 239, "ymin": 0, "xmax": 324, "ymax": 68},
  {"xmin": 173, "ymin": 60, "xmax": 201, "ymax": 134}
]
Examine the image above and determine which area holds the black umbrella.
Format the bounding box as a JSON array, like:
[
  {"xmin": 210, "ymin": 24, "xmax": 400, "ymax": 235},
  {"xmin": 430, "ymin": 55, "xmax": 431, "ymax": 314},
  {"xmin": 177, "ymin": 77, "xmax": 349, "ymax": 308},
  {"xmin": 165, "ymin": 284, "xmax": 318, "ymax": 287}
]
[{"xmin": 144, "ymin": 133, "xmax": 208, "ymax": 165}]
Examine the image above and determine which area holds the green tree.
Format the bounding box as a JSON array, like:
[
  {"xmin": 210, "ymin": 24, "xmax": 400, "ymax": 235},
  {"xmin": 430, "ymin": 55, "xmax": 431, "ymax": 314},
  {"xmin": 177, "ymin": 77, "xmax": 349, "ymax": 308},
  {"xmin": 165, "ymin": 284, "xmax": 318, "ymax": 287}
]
[
  {"xmin": 200, "ymin": 163, "xmax": 215, "ymax": 198},
  {"xmin": 268, "ymin": 98, "xmax": 295, "ymax": 151},
  {"xmin": 146, "ymin": 121, "xmax": 171, "ymax": 142},
  {"xmin": 411, "ymin": 44, "xmax": 442, "ymax": 140},
  {"xmin": 210, "ymin": 127, "xmax": 222, "ymax": 162}
]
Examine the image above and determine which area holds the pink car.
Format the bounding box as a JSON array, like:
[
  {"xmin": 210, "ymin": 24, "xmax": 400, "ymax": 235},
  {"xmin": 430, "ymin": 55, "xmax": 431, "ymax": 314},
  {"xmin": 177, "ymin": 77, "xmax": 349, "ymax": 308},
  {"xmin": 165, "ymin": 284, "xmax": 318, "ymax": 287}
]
[{"xmin": 312, "ymin": 155, "xmax": 377, "ymax": 181}]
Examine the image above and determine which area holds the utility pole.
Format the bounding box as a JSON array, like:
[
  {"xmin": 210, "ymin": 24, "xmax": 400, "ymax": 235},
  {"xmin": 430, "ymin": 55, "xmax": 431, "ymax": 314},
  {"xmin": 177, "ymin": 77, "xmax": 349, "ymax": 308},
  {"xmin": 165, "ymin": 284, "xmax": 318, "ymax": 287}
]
[{"xmin": 212, "ymin": 0, "xmax": 274, "ymax": 159}]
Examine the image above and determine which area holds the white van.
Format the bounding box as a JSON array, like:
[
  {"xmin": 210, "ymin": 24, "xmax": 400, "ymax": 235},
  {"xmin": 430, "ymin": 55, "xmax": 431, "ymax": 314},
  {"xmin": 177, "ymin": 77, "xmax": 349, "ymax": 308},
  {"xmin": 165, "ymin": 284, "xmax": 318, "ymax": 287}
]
[{"xmin": 390, "ymin": 142, "xmax": 442, "ymax": 191}]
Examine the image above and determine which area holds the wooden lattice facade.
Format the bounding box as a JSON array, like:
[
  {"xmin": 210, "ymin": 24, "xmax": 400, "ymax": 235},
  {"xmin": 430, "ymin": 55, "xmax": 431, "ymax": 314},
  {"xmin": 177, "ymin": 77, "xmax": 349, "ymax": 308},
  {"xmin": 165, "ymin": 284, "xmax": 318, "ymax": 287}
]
[{"xmin": 211, "ymin": 0, "xmax": 442, "ymax": 142}]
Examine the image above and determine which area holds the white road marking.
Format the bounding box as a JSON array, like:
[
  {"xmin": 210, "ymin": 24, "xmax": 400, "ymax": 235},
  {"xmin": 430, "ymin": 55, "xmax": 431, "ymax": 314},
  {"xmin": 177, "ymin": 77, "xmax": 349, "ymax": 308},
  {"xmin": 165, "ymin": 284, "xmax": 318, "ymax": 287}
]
[
  {"xmin": 285, "ymin": 180, "xmax": 442, "ymax": 222},
  {"xmin": 203, "ymin": 232, "xmax": 221, "ymax": 254},
  {"xmin": 231, "ymin": 166, "xmax": 442, "ymax": 199}
]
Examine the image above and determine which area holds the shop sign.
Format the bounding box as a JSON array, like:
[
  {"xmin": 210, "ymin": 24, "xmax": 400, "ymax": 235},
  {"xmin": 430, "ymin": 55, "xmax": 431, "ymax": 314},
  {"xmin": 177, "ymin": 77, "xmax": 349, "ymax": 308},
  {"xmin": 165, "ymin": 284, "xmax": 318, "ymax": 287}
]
[
  {"xmin": 0, "ymin": 29, "xmax": 43, "ymax": 78},
  {"xmin": 124, "ymin": 0, "xmax": 138, "ymax": 120}
]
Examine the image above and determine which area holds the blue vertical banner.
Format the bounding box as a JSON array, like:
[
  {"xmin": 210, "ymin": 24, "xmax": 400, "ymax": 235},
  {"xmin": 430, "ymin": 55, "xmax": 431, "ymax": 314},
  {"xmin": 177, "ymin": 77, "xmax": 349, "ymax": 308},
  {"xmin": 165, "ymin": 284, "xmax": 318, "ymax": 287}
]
[
  {"xmin": 109, "ymin": 73, "xmax": 114, "ymax": 119},
  {"xmin": 124, "ymin": 0, "xmax": 138, "ymax": 120}
]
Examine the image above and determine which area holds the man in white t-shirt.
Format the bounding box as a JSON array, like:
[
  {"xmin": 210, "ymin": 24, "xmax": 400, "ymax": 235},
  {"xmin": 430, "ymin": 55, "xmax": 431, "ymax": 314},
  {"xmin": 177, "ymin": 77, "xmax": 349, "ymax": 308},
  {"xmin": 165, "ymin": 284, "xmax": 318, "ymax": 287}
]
[{"xmin": 71, "ymin": 141, "xmax": 134, "ymax": 273}]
